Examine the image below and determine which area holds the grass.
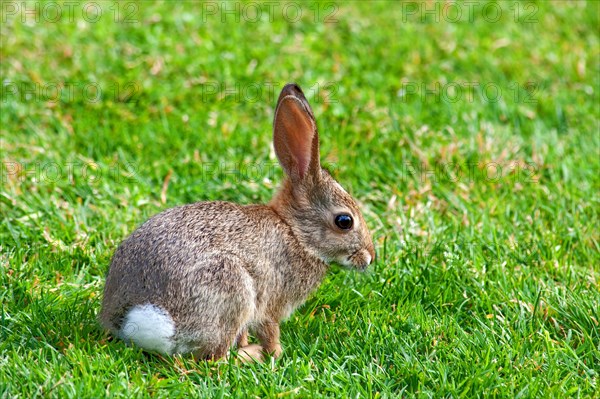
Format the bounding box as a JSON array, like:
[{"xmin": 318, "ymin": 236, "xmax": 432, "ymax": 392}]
[{"xmin": 1, "ymin": 1, "xmax": 599, "ymax": 397}]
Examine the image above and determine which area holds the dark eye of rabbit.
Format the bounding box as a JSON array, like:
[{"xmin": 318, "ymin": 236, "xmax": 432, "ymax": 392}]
[{"xmin": 334, "ymin": 214, "xmax": 353, "ymax": 230}]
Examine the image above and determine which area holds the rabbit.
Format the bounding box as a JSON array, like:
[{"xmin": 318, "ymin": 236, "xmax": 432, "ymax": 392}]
[{"xmin": 100, "ymin": 83, "xmax": 375, "ymax": 362}]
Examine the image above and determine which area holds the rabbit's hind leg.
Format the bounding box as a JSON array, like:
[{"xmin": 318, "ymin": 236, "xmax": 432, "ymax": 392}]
[
  {"xmin": 256, "ymin": 319, "xmax": 282, "ymax": 358},
  {"xmin": 178, "ymin": 255, "xmax": 257, "ymax": 361}
]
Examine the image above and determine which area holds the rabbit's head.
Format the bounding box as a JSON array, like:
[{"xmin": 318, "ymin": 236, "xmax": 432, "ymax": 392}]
[{"xmin": 270, "ymin": 84, "xmax": 375, "ymax": 269}]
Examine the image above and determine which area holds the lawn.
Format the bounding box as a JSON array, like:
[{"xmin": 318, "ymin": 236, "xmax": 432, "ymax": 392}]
[{"xmin": 1, "ymin": 1, "xmax": 599, "ymax": 398}]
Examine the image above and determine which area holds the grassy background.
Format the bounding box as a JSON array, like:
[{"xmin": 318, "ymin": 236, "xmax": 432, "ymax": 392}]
[{"xmin": 1, "ymin": 1, "xmax": 599, "ymax": 397}]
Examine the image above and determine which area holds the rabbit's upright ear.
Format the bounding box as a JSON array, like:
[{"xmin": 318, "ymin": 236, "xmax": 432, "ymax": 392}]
[{"xmin": 273, "ymin": 83, "xmax": 320, "ymax": 183}]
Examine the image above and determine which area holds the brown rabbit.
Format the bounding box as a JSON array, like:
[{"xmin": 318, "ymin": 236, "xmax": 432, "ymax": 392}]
[{"xmin": 100, "ymin": 83, "xmax": 375, "ymax": 362}]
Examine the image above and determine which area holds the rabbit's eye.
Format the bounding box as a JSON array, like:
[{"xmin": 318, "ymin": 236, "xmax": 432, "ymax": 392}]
[{"xmin": 334, "ymin": 214, "xmax": 353, "ymax": 230}]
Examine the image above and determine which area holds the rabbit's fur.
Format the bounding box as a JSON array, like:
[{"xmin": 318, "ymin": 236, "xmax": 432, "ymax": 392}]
[{"xmin": 100, "ymin": 83, "xmax": 375, "ymax": 361}]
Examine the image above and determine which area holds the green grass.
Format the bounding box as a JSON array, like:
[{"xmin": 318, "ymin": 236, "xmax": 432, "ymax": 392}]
[{"xmin": 1, "ymin": 1, "xmax": 599, "ymax": 397}]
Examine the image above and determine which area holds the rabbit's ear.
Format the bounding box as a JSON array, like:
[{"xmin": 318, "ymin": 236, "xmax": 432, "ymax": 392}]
[{"xmin": 273, "ymin": 83, "xmax": 320, "ymax": 182}]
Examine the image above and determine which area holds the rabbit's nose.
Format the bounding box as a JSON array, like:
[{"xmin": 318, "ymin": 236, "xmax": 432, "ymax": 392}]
[{"xmin": 367, "ymin": 245, "xmax": 375, "ymax": 264}]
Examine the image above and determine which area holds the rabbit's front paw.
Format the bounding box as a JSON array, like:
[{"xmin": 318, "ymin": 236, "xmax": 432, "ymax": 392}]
[
  {"xmin": 238, "ymin": 344, "xmax": 264, "ymax": 363},
  {"xmin": 268, "ymin": 343, "xmax": 282, "ymax": 359}
]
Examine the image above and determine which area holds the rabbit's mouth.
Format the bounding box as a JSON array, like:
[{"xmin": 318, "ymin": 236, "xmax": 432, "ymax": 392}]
[{"xmin": 343, "ymin": 248, "xmax": 373, "ymax": 270}]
